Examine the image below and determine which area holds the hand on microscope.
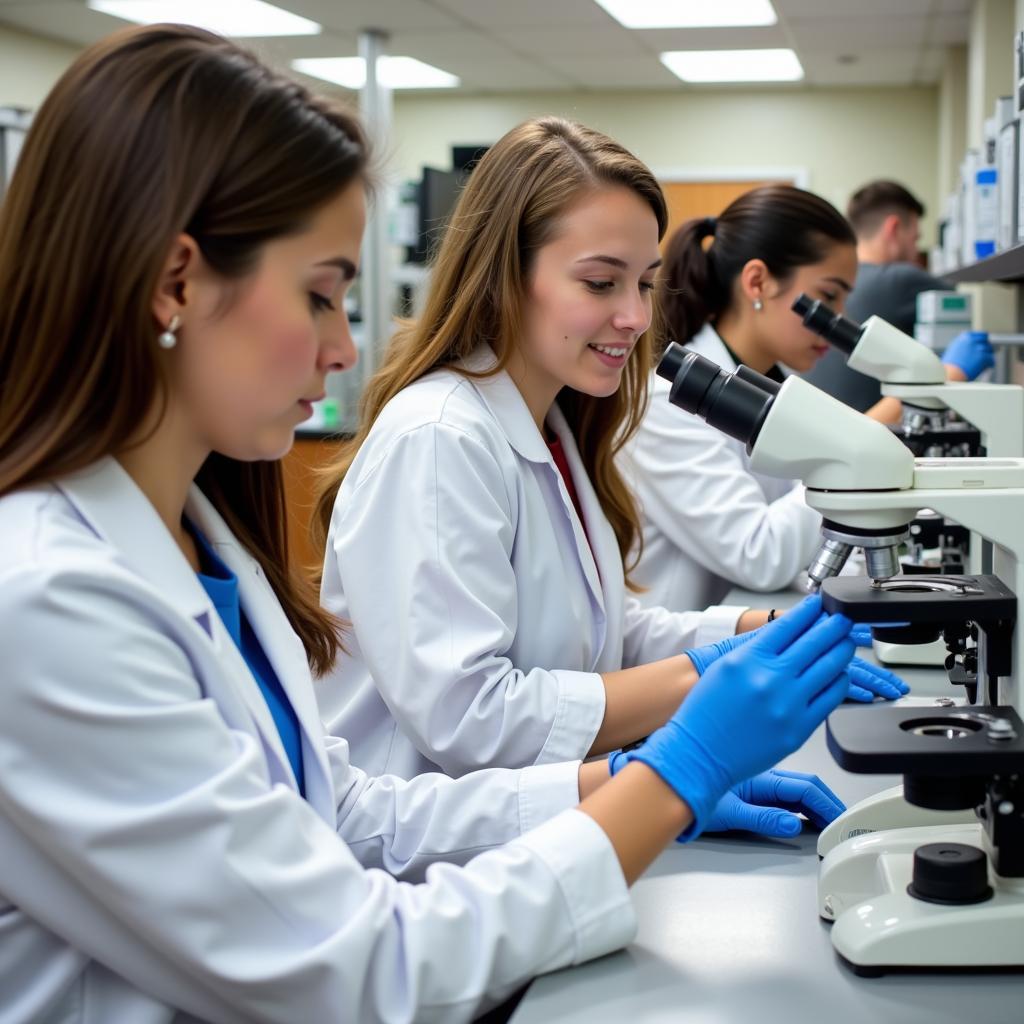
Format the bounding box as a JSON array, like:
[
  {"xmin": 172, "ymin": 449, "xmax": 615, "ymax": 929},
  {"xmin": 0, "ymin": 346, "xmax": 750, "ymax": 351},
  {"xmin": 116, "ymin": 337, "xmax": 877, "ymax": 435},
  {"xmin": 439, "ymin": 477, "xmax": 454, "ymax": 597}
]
[
  {"xmin": 686, "ymin": 615, "xmax": 909, "ymax": 704},
  {"xmin": 941, "ymin": 330, "xmax": 994, "ymax": 382},
  {"xmin": 609, "ymin": 595, "xmax": 854, "ymax": 839}
]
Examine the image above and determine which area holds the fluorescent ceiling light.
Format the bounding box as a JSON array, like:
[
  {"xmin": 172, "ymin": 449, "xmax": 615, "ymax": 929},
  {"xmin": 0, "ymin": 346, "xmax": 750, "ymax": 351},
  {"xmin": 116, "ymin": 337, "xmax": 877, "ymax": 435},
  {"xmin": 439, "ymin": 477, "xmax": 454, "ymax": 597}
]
[
  {"xmin": 594, "ymin": 0, "xmax": 777, "ymax": 29},
  {"xmin": 293, "ymin": 57, "xmax": 460, "ymax": 90},
  {"xmin": 661, "ymin": 48, "xmax": 803, "ymax": 83},
  {"xmin": 87, "ymin": 0, "xmax": 321, "ymax": 37}
]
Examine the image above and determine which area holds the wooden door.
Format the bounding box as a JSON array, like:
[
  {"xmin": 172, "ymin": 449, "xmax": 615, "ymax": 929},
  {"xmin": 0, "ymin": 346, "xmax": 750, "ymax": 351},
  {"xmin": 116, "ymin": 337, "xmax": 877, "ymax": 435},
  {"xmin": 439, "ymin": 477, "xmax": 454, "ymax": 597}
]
[
  {"xmin": 282, "ymin": 436, "xmax": 346, "ymax": 580},
  {"xmin": 660, "ymin": 178, "xmax": 794, "ymax": 250}
]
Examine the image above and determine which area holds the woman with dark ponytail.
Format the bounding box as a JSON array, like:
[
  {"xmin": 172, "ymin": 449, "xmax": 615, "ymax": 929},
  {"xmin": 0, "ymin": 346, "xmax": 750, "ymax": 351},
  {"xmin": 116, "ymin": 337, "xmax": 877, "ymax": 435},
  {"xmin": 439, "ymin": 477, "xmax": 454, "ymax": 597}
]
[{"xmin": 621, "ymin": 184, "xmax": 859, "ymax": 612}]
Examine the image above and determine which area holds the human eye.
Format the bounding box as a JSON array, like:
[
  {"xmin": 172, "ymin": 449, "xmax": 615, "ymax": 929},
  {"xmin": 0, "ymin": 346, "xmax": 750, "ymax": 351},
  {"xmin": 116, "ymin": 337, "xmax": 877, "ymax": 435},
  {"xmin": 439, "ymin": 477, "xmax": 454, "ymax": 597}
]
[
  {"xmin": 640, "ymin": 280, "xmax": 657, "ymax": 293},
  {"xmin": 309, "ymin": 292, "xmax": 337, "ymax": 314},
  {"xmin": 584, "ymin": 280, "xmax": 614, "ymax": 293}
]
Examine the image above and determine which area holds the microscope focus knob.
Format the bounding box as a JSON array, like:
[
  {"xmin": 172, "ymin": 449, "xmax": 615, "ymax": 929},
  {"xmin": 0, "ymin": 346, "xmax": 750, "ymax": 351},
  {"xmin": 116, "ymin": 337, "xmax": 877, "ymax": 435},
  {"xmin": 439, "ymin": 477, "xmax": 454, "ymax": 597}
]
[{"xmin": 906, "ymin": 843, "xmax": 993, "ymax": 906}]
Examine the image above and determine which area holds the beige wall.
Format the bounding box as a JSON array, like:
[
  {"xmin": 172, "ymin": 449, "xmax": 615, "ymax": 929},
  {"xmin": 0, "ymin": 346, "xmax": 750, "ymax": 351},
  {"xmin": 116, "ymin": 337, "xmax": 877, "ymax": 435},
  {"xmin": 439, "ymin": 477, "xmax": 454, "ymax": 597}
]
[
  {"xmin": 0, "ymin": 24, "xmax": 79, "ymax": 109},
  {"xmin": 392, "ymin": 86, "xmax": 941, "ymax": 241},
  {"xmin": 0, "ymin": 20, "xmax": 941, "ymax": 241}
]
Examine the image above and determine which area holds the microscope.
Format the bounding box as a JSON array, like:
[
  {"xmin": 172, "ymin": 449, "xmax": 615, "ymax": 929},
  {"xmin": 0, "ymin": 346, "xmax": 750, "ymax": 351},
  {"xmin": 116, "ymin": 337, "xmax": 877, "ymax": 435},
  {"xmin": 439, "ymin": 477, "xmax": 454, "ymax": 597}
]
[
  {"xmin": 794, "ymin": 296, "xmax": 1024, "ymax": 668},
  {"xmin": 792, "ymin": 294, "xmax": 1024, "ymax": 461},
  {"xmin": 656, "ymin": 342, "xmax": 1024, "ymax": 973}
]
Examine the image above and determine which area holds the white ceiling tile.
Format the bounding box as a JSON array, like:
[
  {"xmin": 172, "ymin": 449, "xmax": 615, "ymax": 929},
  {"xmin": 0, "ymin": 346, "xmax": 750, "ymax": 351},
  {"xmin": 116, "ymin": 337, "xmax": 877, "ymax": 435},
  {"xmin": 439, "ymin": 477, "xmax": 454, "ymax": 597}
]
[
  {"xmin": 282, "ymin": 1, "xmax": 462, "ymax": 33},
  {"xmin": 774, "ymin": 0, "xmax": 933, "ymax": 18},
  {"xmin": 800, "ymin": 49, "xmax": 918, "ymax": 86},
  {"xmin": 928, "ymin": 14, "xmax": 971, "ymax": 46},
  {"xmin": 495, "ymin": 26, "xmax": 647, "ymax": 57},
  {"xmin": 555, "ymin": 55, "xmax": 680, "ymax": 89},
  {"xmin": 387, "ymin": 30, "xmax": 516, "ymax": 62},
  {"xmin": 630, "ymin": 24, "xmax": 789, "ymax": 53},
  {"xmin": 789, "ymin": 15, "xmax": 930, "ymax": 50},
  {"xmin": 430, "ymin": 0, "xmax": 613, "ymax": 29}
]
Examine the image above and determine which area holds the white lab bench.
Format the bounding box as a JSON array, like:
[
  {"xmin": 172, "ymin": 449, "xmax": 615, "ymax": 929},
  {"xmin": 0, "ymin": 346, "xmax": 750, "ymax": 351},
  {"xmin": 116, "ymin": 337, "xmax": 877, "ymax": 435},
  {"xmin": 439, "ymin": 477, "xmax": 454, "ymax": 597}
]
[{"xmin": 510, "ymin": 587, "xmax": 1024, "ymax": 1024}]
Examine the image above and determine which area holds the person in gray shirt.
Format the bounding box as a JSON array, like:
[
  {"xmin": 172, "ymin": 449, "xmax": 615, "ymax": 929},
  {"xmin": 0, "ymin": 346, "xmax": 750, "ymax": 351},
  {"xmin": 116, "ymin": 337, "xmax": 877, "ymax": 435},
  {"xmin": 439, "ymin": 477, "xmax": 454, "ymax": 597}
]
[{"xmin": 803, "ymin": 180, "xmax": 947, "ymax": 414}]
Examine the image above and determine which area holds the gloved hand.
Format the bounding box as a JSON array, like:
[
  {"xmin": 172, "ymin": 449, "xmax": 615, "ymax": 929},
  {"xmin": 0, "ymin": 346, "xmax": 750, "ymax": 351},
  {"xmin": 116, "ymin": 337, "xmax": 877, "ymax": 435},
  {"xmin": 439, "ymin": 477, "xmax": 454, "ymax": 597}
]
[
  {"xmin": 622, "ymin": 594, "xmax": 854, "ymax": 836},
  {"xmin": 702, "ymin": 769, "xmax": 845, "ymax": 839},
  {"xmin": 942, "ymin": 330, "xmax": 994, "ymax": 380},
  {"xmin": 686, "ymin": 617, "xmax": 908, "ymax": 702},
  {"xmin": 685, "ymin": 629, "xmax": 758, "ymax": 675},
  {"xmin": 844, "ymin": 658, "xmax": 909, "ymax": 702}
]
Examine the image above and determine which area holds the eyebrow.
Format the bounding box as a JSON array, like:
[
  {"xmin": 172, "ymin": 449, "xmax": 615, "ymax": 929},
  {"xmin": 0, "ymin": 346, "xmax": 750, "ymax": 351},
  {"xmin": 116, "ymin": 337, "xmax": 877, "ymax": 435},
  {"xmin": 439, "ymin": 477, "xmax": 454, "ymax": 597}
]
[
  {"xmin": 317, "ymin": 257, "xmax": 358, "ymax": 280},
  {"xmin": 576, "ymin": 254, "xmax": 663, "ymax": 271},
  {"xmin": 824, "ymin": 275, "xmax": 854, "ymax": 293}
]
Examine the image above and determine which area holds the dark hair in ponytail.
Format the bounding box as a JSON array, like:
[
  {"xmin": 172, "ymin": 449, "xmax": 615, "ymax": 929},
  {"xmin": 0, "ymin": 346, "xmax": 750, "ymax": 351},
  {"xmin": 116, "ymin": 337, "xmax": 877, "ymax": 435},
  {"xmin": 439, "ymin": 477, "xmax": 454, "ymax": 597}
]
[{"xmin": 660, "ymin": 184, "xmax": 855, "ymax": 343}]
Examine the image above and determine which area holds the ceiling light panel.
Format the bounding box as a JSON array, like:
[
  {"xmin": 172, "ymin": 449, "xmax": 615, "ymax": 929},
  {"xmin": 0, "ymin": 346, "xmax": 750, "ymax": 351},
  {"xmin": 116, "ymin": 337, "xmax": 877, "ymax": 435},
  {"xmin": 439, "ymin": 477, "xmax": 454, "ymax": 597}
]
[
  {"xmin": 293, "ymin": 56, "xmax": 460, "ymax": 89},
  {"xmin": 594, "ymin": 0, "xmax": 777, "ymax": 29},
  {"xmin": 660, "ymin": 48, "xmax": 804, "ymax": 82},
  {"xmin": 87, "ymin": 0, "xmax": 321, "ymax": 37}
]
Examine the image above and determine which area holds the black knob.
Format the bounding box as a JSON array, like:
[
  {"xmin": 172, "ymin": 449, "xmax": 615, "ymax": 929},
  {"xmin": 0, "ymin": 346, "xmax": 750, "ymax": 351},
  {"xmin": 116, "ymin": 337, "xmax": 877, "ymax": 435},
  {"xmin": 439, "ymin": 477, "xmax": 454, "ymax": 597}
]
[{"xmin": 907, "ymin": 843, "xmax": 993, "ymax": 905}]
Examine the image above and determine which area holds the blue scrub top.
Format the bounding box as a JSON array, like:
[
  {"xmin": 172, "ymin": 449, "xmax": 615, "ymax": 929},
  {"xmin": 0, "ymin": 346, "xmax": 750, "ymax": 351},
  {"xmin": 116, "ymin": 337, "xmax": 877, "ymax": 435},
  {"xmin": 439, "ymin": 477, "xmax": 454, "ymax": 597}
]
[{"xmin": 189, "ymin": 522, "xmax": 306, "ymax": 796}]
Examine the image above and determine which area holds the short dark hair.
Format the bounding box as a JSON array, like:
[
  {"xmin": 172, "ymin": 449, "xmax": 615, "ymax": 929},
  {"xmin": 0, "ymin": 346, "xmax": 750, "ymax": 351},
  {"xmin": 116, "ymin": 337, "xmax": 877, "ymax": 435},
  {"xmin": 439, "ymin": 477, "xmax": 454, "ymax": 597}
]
[{"xmin": 847, "ymin": 180, "xmax": 925, "ymax": 238}]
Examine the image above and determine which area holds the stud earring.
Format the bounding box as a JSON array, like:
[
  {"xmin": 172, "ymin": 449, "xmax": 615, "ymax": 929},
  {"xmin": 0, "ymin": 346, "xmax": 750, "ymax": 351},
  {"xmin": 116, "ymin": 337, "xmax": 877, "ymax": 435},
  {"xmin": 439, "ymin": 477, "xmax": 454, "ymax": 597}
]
[
  {"xmin": 753, "ymin": 298, "xmax": 764, "ymax": 312},
  {"xmin": 158, "ymin": 314, "xmax": 181, "ymax": 350}
]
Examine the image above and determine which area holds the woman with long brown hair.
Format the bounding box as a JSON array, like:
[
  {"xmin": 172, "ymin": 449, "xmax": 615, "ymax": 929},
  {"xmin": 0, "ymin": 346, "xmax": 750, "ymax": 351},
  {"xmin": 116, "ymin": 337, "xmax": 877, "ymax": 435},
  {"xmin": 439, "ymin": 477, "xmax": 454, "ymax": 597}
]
[
  {"xmin": 0, "ymin": 24, "xmax": 861, "ymax": 1022},
  {"xmin": 314, "ymin": 121, "xmax": 897, "ymax": 809}
]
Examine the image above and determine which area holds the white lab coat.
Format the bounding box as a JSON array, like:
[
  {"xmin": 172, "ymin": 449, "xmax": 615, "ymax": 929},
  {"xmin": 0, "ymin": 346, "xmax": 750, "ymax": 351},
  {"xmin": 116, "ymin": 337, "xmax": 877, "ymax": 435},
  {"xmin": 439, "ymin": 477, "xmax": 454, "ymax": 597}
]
[
  {"xmin": 620, "ymin": 325, "xmax": 822, "ymax": 613},
  {"xmin": 318, "ymin": 345, "xmax": 745, "ymax": 781},
  {"xmin": 0, "ymin": 457, "xmax": 636, "ymax": 1024}
]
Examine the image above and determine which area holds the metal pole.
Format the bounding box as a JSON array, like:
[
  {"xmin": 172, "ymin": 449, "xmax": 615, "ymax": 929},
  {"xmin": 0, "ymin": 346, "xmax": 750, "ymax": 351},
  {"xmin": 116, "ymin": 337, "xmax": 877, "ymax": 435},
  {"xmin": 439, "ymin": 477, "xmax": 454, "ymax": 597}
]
[{"xmin": 357, "ymin": 28, "xmax": 392, "ymax": 382}]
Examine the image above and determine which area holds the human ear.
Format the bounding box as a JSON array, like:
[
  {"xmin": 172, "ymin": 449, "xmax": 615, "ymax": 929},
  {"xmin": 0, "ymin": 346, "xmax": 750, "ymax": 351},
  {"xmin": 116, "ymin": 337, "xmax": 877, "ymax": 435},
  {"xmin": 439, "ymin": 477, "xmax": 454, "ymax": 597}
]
[{"xmin": 150, "ymin": 233, "xmax": 201, "ymax": 328}]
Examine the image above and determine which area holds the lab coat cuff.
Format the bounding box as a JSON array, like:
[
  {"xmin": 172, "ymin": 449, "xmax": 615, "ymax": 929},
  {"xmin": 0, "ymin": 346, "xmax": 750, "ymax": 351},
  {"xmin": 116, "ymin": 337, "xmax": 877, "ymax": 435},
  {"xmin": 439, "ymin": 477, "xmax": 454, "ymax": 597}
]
[
  {"xmin": 537, "ymin": 670, "xmax": 606, "ymax": 765},
  {"xmin": 511, "ymin": 808, "xmax": 636, "ymax": 965},
  {"xmin": 517, "ymin": 759, "xmax": 584, "ymax": 835},
  {"xmin": 697, "ymin": 604, "xmax": 748, "ymax": 644}
]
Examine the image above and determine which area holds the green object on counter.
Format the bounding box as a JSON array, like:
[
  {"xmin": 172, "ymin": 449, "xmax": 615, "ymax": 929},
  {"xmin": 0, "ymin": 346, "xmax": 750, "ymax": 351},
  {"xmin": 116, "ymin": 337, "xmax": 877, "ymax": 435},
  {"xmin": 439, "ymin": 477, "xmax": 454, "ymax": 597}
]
[{"xmin": 321, "ymin": 397, "xmax": 340, "ymax": 430}]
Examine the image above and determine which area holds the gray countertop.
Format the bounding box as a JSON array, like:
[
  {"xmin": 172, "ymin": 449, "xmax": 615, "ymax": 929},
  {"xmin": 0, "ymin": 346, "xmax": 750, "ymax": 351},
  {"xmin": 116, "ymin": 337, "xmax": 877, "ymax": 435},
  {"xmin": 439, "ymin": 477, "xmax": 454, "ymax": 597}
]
[{"xmin": 511, "ymin": 588, "xmax": 1024, "ymax": 1023}]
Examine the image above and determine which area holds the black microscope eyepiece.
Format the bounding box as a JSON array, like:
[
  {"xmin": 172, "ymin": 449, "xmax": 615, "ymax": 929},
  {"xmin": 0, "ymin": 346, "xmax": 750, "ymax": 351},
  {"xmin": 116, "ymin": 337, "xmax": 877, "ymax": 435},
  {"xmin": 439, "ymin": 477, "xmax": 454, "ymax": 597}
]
[
  {"xmin": 792, "ymin": 293, "xmax": 865, "ymax": 356},
  {"xmin": 656, "ymin": 342, "xmax": 777, "ymax": 453}
]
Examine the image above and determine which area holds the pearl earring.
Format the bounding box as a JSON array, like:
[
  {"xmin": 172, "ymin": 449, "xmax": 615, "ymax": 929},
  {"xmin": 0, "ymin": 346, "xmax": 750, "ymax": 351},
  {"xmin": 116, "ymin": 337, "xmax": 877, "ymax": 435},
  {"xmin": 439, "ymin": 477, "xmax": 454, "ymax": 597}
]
[
  {"xmin": 158, "ymin": 314, "xmax": 181, "ymax": 350},
  {"xmin": 753, "ymin": 298, "xmax": 764, "ymax": 312}
]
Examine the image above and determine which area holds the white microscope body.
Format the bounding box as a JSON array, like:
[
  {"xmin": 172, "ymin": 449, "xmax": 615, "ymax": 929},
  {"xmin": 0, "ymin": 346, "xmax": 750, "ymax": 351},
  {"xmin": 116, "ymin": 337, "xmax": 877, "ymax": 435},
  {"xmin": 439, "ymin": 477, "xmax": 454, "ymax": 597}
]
[
  {"xmin": 794, "ymin": 296, "xmax": 1024, "ymax": 669},
  {"xmin": 657, "ymin": 342, "xmax": 1024, "ymax": 973}
]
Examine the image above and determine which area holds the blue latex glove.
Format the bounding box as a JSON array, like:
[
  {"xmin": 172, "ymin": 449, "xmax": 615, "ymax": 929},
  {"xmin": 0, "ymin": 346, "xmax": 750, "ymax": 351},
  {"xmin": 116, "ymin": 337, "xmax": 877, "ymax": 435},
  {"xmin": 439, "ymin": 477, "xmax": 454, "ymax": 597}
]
[
  {"xmin": 942, "ymin": 330, "xmax": 994, "ymax": 380},
  {"xmin": 687, "ymin": 619, "xmax": 908, "ymax": 701},
  {"xmin": 621, "ymin": 594, "xmax": 854, "ymax": 836},
  {"xmin": 685, "ymin": 629, "xmax": 757, "ymax": 675},
  {"xmin": 702, "ymin": 769, "xmax": 846, "ymax": 839},
  {"xmin": 844, "ymin": 657, "xmax": 909, "ymax": 702}
]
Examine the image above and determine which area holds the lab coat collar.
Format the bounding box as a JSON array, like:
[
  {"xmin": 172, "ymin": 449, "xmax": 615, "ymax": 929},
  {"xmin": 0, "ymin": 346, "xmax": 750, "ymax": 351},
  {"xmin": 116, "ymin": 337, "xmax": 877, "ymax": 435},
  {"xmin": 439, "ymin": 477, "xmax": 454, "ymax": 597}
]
[
  {"xmin": 186, "ymin": 489, "xmax": 335, "ymax": 823},
  {"xmin": 689, "ymin": 324, "xmax": 738, "ymax": 371},
  {"xmin": 54, "ymin": 457, "xmax": 333, "ymax": 822},
  {"xmin": 459, "ymin": 345, "xmax": 551, "ymax": 464},
  {"xmin": 55, "ymin": 457, "xmax": 212, "ymax": 627}
]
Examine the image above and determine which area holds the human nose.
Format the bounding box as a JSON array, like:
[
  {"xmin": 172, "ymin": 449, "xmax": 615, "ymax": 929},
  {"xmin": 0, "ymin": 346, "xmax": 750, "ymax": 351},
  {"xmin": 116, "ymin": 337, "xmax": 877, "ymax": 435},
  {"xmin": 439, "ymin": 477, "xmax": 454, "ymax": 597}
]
[
  {"xmin": 612, "ymin": 285, "xmax": 652, "ymax": 335},
  {"xmin": 319, "ymin": 310, "xmax": 359, "ymax": 374}
]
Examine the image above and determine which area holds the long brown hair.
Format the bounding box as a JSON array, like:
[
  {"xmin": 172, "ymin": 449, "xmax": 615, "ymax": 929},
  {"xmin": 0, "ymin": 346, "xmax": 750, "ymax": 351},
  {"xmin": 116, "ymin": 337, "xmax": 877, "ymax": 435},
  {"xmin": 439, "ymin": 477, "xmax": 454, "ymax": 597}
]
[
  {"xmin": 314, "ymin": 116, "xmax": 667, "ymax": 580},
  {"xmin": 0, "ymin": 24, "xmax": 369, "ymax": 675},
  {"xmin": 661, "ymin": 184, "xmax": 855, "ymax": 344}
]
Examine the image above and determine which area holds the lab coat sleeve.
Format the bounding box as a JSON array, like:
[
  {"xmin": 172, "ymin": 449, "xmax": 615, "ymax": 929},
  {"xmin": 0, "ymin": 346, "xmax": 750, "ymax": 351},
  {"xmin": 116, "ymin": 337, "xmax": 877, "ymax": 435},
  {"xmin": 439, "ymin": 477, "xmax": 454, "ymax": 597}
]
[
  {"xmin": 323, "ymin": 733, "xmax": 584, "ymax": 878},
  {"xmin": 332, "ymin": 422, "xmax": 607, "ymax": 775},
  {"xmin": 628, "ymin": 400, "xmax": 822, "ymax": 592},
  {"xmin": 0, "ymin": 561, "xmax": 636, "ymax": 1024},
  {"xmin": 620, "ymin": 595, "xmax": 746, "ymax": 667}
]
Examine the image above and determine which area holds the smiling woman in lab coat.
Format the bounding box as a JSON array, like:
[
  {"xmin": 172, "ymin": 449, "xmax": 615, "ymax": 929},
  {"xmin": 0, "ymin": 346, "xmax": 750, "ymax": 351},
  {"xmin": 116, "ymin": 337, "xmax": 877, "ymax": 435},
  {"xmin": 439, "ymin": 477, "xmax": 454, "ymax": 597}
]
[
  {"xmin": 0, "ymin": 26, "xmax": 865, "ymax": 1024},
  {"xmin": 620, "ymin": 185, "xmax": 859, "ymax": 613},
  {"xmin": 314, "ymin": 129, "xmax": 904, "ymax": 787}
]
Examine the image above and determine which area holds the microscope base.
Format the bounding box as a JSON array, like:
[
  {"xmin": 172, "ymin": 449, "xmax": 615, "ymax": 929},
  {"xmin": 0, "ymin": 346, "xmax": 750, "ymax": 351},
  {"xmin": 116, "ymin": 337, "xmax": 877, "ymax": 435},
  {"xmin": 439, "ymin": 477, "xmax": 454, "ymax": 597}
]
[
  {"xmin": 819, "ymin": 823, "xmax": 1024, "ymax": 974},
  {"xmin": 816, "ymin": 783, "xmax": 976, "ymax": 858}
]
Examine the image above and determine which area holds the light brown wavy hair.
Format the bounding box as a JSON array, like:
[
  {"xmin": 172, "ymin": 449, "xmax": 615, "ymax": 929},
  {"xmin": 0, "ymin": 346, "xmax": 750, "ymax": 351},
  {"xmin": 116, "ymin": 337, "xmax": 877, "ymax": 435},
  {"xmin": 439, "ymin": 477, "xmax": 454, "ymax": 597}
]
[
  {"xmin": 314, "ymin": 116, "xmax": 667, "ymax": 583},
  {"xmin": 0, "ymin": 24, "xmax": 370, "ymax": 675}
]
